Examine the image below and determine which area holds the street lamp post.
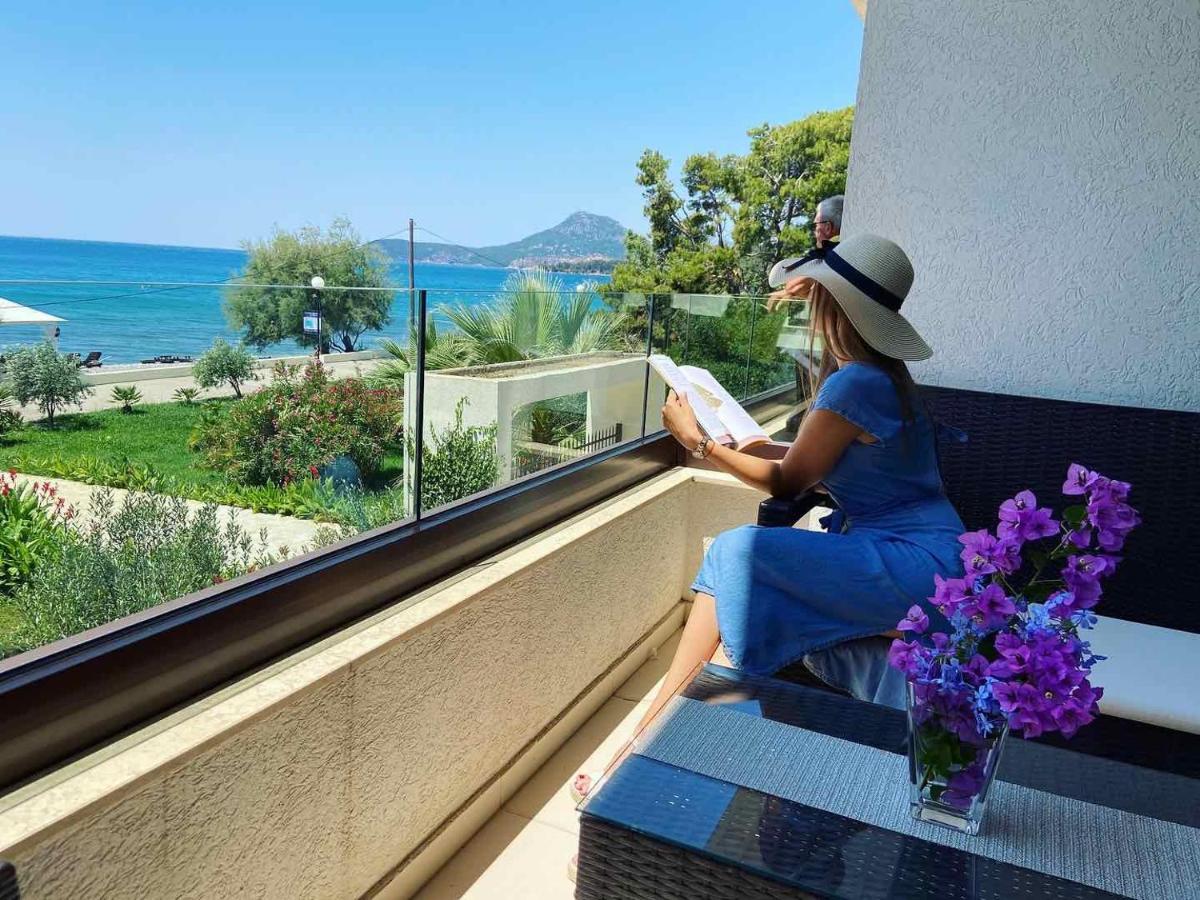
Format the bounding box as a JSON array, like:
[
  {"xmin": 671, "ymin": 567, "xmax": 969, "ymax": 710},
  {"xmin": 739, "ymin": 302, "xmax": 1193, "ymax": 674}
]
[{"xmin": 310, "ymin": 275, "xmax": 325, "ymax": 361}]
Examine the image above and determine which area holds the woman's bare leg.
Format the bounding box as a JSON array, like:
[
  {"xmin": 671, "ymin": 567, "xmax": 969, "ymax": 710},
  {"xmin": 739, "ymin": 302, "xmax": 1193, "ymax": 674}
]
[
  {"xmin": 628, "ymin": 591, "xmax": 722, "ymax": 737},
  {"xmin": 579, "ymin": 593, "xmax": 732, "ymax": 791},
  {"xmin": 710, "ymin": 642, "xmax": 735, "ymax": 667}
]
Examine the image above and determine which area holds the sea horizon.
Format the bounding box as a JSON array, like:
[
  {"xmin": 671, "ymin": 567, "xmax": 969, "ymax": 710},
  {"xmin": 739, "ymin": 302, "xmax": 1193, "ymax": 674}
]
[{"xmin": 0, "ymin": 234, "xmax": 609, "ymax": 363}]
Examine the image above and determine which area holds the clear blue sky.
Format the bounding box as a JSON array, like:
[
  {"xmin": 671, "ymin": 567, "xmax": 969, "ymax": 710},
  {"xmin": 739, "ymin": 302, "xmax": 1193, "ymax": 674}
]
[{"xmin": 0, "ymin": 1, "xmax": 863, "ymax": 249}]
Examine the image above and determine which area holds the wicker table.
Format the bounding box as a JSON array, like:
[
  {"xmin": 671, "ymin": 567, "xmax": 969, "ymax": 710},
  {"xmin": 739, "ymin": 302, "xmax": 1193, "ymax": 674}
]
[{"xmin": 576, "ymin": 664, "xmax": 1200, "ymax": 900}]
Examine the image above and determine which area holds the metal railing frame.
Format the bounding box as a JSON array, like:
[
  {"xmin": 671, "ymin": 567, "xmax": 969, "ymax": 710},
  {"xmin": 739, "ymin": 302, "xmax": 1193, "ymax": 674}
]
[{"xmin": 0, "ymin": 355, "xmax": 796, "ymax": 792}]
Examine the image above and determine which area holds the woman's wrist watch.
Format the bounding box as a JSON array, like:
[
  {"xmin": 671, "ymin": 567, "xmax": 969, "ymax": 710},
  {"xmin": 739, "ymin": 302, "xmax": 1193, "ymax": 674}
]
[{"xmin": 691, "ymin": 436, "xmax": 713, "ymax": 459}]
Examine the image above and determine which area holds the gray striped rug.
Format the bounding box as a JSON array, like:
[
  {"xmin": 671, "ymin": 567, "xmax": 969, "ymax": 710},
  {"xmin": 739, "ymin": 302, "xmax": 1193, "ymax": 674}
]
[{"xmin": 638, "ymin": 697, "xmax": 1200, "ymax": 900}]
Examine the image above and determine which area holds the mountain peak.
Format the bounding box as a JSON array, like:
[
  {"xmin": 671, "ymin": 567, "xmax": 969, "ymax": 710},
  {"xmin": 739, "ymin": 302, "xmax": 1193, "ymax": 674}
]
[{"xmin": 377, "ymin": 211, "xmax": 627, "ymax": 271}]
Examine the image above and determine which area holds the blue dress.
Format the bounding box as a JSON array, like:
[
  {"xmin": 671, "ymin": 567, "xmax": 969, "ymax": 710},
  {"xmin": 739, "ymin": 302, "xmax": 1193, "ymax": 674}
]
[{"xmin": 692, "ymin": 362, "xmax": 965, "ymax": 700}]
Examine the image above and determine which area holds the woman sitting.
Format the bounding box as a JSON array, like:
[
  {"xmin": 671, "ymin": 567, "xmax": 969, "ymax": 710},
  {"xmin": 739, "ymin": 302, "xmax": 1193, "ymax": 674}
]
[{"xmin": 642, "ymin": 234, "xmax": 964, "ymax": 736}]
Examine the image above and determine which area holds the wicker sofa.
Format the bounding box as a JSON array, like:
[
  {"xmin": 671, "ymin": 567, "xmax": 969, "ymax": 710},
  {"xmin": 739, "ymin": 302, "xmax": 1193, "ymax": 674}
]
[
  {"xmin": 761, "ymin": 384, "xmax": 1200, "ymax": 740},
  {"xmin": 574, "ymin": 386, "xmax": 1200, "ymax": 899}
]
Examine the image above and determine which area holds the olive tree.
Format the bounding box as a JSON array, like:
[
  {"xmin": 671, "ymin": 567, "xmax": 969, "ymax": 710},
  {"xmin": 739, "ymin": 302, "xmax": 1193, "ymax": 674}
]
[
  {"xmin": 193, "ymin": 339, "xmax": 257, "ymax": 399},
  {"xmin": 4, "ymin": 342, "xmax": 93, "ymax": 426}
]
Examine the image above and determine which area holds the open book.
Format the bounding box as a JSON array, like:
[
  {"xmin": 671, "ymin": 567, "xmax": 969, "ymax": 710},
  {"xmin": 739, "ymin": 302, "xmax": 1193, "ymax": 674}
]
[{"xmin": 648, "ymin": 354, "xmax": 770, "ymax": 451}]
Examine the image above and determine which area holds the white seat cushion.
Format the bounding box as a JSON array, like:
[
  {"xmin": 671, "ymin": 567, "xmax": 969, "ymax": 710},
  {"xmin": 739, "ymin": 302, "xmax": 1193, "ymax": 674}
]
[{"xmin": 1090, "ymin": 616, "xmax": 1200, "ymax": 734}]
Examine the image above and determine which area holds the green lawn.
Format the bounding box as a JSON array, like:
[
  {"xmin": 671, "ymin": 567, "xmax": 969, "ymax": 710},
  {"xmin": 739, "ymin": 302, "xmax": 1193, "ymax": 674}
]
[
  {"xmin": 0, "ymin": 400, "xmax": 230, "ymax": 489},
  {"xmin": 0, "ymin": 399, "xmax": 406, "ymax": 520}
]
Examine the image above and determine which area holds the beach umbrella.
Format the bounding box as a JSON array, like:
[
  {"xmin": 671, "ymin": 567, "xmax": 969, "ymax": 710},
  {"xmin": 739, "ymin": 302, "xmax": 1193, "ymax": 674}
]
[
  {"xmin": 0, "ymin": 297, "xmax": 65, "ymax": 326},
  {"xmin": 0, "ymin": 296, "xmax": 67, "ymax": 346}
]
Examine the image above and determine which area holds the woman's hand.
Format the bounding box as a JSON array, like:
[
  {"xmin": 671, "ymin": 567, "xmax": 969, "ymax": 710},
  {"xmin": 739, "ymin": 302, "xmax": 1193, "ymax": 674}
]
[
  {"xmin": 766, "ymin": 275, "xmax": 819, "ymax": 312},
  {"xmin": 661, "ymin": 390, "xmax": 704, "ymax": 450}
]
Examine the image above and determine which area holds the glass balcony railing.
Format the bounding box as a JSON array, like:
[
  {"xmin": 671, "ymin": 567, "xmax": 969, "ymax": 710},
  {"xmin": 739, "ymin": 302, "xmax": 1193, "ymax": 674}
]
[{"xmin": 0, "ymin": 276, "xmax": 810, "ymax": 661}]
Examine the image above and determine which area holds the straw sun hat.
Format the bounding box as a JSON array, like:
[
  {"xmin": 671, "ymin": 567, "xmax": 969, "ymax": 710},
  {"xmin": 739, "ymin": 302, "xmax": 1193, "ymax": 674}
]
[{"xmin": 773, "ymin": 234, "xmax": 932, "ymax": 361}]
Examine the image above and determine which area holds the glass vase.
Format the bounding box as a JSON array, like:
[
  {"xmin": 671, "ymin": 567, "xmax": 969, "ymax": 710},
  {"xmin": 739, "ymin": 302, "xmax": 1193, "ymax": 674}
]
[{"xmin": 906, "ymin": 683, "xmax": 1009, "ymax": 835}]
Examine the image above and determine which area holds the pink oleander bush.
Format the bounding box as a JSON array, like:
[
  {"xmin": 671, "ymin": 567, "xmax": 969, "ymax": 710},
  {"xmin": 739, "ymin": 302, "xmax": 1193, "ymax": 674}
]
[
  {"xmin": 195, "ymin": 362, "xmax": 403, "ymax": 487},
  {"xmin": 0, "ymin": 471, "xmax": 74, "ymax": 597}
]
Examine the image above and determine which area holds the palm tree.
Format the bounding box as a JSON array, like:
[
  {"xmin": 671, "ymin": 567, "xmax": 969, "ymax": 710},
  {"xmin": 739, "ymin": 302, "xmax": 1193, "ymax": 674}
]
[
  {"xmin": 367, "ymin": 318, "xmax": 474, "ymax": 391},
  {"xmin": 370, "ymin": 270, "xmax": 633, "ymax": 389},
  {"xmin": 441, "ymin": 270, "xmax": 632, "ymax": 365}
]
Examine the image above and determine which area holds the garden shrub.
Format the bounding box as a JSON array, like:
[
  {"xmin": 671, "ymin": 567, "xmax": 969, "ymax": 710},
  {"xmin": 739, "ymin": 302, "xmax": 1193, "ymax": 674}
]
[
  {"xmin": 1, "ymin": 490, "xmax": 277, "ymax": 658},
  {"xmin": 3, "ymin": 342, "xmax": 93, "ymax": 425},
  {"xmin": 512, "ymin": 394, "xmax": 587, "ymax": 446},
  {"xmin": 193, "ymin": 338, "xmax": 257, "ymax": 398},
  {"xmin": 412, "ymin": 399, "xmax": 499, "ymax": 511},
  {"xmin": 333, "ymin": 402, "xmax": 499, "ymax": 527},
  {"xmin": 0, "ymin": 472, "xmax": 73, "ymax": 597},
  {"xmin": 0, "ymin": 384, "xmax": 21, "ymax": 437},
  {"xmin": 196, "ymin": 363, "xmax": 403, "ymax": 487},
  {"xmin": 2, "ymin": 453, "xmax": 344, "ymax": 522},
  {"xmin": 331, "ymin": 485, "xmax": 408, "ymax": 532}
]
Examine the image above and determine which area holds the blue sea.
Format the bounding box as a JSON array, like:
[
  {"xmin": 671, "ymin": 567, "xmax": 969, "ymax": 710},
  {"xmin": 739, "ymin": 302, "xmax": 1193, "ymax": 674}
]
[{"xmin": 0, "ymin": 235, "xmax": 607, "ymax": 364}]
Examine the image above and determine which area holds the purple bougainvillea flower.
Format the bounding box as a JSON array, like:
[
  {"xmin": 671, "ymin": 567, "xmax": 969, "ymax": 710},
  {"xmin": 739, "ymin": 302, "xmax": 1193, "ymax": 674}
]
[
  {"xmin": 993, "ymin": 538, "xmax": 1023, "ymax": 575},
  {"xmin": 969, "ymin": 583, "xmax": 1016, "ymax": 629},
  {"xmin": 897, "ymin": 604, "xmax": 930, "ymax": 634},
  {"xmin": 959, "ymin": 529, "xmax": 998, "ymax": 576},
  {"xmin": 988, "ymin": 680, "xmax": 1023, "ymax": 713},
  {"xmin": 888, "ymin": 639, "xmax": 926, "ymax": 677},
  {"xmin": 942, "ymin": 765, "xmax": 987, "ymax": 809},
  {"xmin": 931, "ymin": 574, "xmax": 972, "ymax": 615},
  {"xmin": 958, "ymin": 529, "xmax": 1020, "ymax": 577},
  {"xmin": 1086, "ymin": 487, "xmax": 1140, "ymax": 551},
  {"xmin": 963, "ymin": 654, "xmax": 991, "ymax": 683},
  {"xmin": 1063, "ymin": 463, "xmax": 1101, "ymax": 496},
  {"xmin": 1068, "ymin": 525, "xmax": 1093, "ymax": 549},
  {"xmin": 998, "ymin": 490, "xmax": 1060, "ymax": 543},
  {"xmin": 1051, "ymin": 699, "xmax": 1094, "ymax": 738},
  {"xmin": 1061, "ymin": 555, "xmax": 1114, "ymax": 606}
]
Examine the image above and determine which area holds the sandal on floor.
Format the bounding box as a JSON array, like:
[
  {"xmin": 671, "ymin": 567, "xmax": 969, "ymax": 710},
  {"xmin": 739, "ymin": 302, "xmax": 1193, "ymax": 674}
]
[
  {"xmin": 569, "ymin": 772, "xmax": 594, "ymax": 805},
  {"xmin": 567, "ymin": 853, "xmax": 579, "ymax": 883}
]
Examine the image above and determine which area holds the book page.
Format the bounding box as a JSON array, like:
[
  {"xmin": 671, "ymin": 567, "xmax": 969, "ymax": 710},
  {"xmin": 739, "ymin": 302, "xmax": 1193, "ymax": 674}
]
[
  {"xmin": 679, "ymin": 365, "xmax": 770, "ymax": 450},
  {"xmin": 647, "ymin": 354, "xmax": 731, "ymax": 444}
]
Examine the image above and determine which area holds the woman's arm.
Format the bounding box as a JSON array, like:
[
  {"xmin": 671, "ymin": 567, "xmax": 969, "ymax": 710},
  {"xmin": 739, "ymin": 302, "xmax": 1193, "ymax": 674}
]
[{"xmin": 661, "ymin": 391, "xmax": 862, "ymax": 497}]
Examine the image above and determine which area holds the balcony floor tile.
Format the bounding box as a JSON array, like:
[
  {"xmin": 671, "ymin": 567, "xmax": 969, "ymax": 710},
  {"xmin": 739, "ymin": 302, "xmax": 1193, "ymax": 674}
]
[
  {"xmin": 414, "ymin": 629, "xmax": 680, "ymax": 897},
  {"xmin": 413, "ymin": 810, "xmax": 577, "ymax": 900},
  {"xmin": 503, "ymin": 697, "xmax": 647, "ymax": 835},
  {"xmin": 613, "ymin": 629, "xmax": 681, "ymax": 701}
]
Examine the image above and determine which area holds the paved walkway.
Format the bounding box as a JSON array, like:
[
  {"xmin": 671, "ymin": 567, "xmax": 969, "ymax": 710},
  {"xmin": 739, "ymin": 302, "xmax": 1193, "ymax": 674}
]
[
  {"xmin": 15, "ymin": 474, "xmax": 332, "ymax": 560},
  {"xmin": 16, "ymin": 355, "xmax": 387, "ymax": 420}
]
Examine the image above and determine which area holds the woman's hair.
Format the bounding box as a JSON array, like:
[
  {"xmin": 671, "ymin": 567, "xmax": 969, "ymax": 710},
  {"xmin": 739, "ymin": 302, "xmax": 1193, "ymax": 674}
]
[{"xmin": 806, "ymin": 283, "xmax": 918, "ymax": 424}]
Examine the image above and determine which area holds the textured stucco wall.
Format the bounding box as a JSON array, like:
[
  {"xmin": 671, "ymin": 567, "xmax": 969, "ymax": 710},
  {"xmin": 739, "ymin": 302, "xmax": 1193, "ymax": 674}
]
[
  {"xmin": 0, "ymin": 471, "xmax": 762, "ymax": 900},
  {"xmin": 846, "ymin": 0, "xmax": 1200, "ymax": 411}
]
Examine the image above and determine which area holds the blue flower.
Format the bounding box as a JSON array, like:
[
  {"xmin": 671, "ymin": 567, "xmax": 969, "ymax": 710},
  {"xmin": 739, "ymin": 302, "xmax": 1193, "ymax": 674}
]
[
  {"xmin": 1077, "ymin": 639, "xmax": 1107, "ymax": 668},
  {"xmin": 1070, "ymin": 609, "xmax": 1098, "ymax": 630},
  {"xmin": 973, "ymin": 680, "xmax": 1000, "ymax": 714},
  {"xmin": 974, "ymin": 708, "xmax": 996, "ymax": 736},
  {"xmin": 1047, "ymin": 590, "xmax": 1072, "ymax": 612},
  {"xmin": 1024, "ymin": 602, "xmax": 1054, "ymax": 635},
  {"xmin": 939, "ymin": 659, "xmax": 965, "ymax": 691}
]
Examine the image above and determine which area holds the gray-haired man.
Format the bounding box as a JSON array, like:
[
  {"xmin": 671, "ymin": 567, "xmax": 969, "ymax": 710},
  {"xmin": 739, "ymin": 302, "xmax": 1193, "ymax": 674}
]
[
  {"xmin": 766, "ymin": 195, "xmax": 844, "ymax": 431},
  {"xmin": 767, "ymin": 194, "xmax": 843, "ymax": 296}
]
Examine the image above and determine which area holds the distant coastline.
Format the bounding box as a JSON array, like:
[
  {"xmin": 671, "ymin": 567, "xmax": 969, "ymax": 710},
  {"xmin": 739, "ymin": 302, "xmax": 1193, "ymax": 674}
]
[
  {"xmin": 0, "ymin": 234, "xmax": 609, "ymax": 363},
  {"xmin": 0, "ymin": 231, "xmax": 620, "ymax": 277},
  {"xmin": 0, "ymin": 233, "xmax": 242, "ymax": 254}
]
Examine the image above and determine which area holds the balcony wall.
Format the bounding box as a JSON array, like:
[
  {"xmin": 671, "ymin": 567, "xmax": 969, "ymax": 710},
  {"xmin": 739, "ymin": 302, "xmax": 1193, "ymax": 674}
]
[
  {"xmin": 0, "ymin": 470, "xmax": 761, "ymax": 900},
  {"xmin": 847, "ymin": 0, "xmax": 1200, "ymax": 412}
]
